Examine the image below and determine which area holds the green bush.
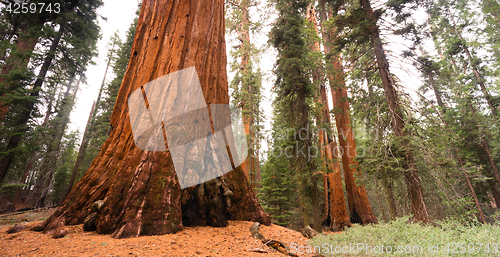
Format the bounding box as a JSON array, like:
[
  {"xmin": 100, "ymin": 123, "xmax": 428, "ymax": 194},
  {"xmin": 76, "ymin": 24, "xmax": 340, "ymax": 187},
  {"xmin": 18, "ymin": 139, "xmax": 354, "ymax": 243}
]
[{"xmin": 304, "ymin": 217, "xmax": 500, "ymax": 256}]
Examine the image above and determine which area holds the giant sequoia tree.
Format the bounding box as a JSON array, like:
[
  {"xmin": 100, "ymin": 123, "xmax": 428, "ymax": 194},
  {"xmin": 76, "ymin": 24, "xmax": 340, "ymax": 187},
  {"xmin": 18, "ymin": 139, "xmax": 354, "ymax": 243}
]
[{"xmin": 37, "ymin": 0, "xmax": 270, "ymax": 238}]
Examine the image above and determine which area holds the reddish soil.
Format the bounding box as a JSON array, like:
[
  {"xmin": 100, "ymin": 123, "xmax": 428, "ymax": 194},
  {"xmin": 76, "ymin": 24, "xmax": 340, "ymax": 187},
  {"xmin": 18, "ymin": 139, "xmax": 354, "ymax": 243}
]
[{"xmin": 0, "ymin": 218, "xmax": 315, "ymax": 257}]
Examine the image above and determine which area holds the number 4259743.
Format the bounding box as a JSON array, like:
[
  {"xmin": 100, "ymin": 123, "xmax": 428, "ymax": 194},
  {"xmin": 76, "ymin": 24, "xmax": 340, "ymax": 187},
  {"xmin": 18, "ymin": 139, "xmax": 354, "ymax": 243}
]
[{"xmin": 5, "ymin": 3, "xmax": 61, "ymax": 14}]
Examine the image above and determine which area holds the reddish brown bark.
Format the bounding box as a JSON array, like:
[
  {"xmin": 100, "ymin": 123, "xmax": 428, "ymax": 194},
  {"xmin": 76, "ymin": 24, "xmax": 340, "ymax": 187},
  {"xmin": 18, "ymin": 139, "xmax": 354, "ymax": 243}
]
[
  {"xmin": 307, "ymin": 5, "xmax": 351, "ymax": 230},
  {"xmin": 319, "ymin": 1, "xmax": 377, "ymax": 225},
  {"xmin": 359, "ymin": 0, "xmax": 429, "ymax": 223},
  {"xmin": 37, "ymin": 0, "xmax": 269, "ymax": 238},
  {"xmin": 229, "ymin": 0, "xmax": 260, "ymax": 188}
]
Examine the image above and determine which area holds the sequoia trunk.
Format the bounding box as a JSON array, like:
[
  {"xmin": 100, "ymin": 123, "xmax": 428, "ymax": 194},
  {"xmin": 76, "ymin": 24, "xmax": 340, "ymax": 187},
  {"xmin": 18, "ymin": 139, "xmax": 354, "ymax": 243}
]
[
  {"xmin": 38, "ymin": 0, "xmax": 270, "ymax": 238},
  {"xmin": 307, "ymin": 5, "xmax": 350, "ymax": 230},
  {"xmin": 320, "ymin": 1, "xmax": 377, "ymax": 225}
]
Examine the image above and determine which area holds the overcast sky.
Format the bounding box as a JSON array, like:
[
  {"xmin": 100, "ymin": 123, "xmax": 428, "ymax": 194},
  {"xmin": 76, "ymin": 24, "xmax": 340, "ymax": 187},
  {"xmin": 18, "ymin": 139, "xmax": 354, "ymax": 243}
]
[
  {"xmin": 67, "ymin": 0, "xmax": 139, "ymax": 135},
  {"xmin": 67, "ymin": 0, "xmax": 423, "ymax": 159}
]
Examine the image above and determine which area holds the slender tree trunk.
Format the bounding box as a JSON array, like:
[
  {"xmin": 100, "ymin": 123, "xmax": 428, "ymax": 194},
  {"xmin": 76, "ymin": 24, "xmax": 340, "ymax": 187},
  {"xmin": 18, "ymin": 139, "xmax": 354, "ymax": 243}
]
[
  {"xmin": 38, "ymin": 0, "xmax": 270, "ymax": 238},
  {"xmin": 0, "ymin": 29, "xmax": 63, "ymax": 185},
  {"xmin": 463, "ymin": 171, "xmax": 485, "ymax": 223},
  {"xmin": 320, "ymin": 1, "xmax": 377, "ymax": 225},
  {"xmin": 230, "ymin": 0, "xmax": 260, "ymax": 188},
  {"xmin": 66, "ymin": 102, "xmax": 96, "ymax": 197},
  {"xmin": 308, "ymin": 5, "xmax": 351, "ymax": 230},
  {"xmin": 488, "ymin": 179, "xmax": 500, "ymax": 209},
  {"xmin": 360, "ymin": 0, "xmax": 429, "ymax": 223},
  {"xmin": 32, "ymin": 77, "xmax": 79, "ymax": 208}
]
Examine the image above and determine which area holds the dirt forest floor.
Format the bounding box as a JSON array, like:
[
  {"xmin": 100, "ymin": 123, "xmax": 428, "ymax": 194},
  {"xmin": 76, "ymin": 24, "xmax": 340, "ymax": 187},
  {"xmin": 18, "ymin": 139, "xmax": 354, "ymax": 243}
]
[{"xmin": 0, "ymin": 208, "xmax": 316, "ymax": 257}]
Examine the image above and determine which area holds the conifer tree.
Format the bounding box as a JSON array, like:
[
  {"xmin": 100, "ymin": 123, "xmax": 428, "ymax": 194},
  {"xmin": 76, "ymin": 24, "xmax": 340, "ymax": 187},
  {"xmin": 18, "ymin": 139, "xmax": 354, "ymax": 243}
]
[
  {"xmin": 226, "ymin": 0, "xmax": 263, "ymax": 188},
  {"xmin": 270, "ymin": 0, "xmax": 322, "ymax": 230}
]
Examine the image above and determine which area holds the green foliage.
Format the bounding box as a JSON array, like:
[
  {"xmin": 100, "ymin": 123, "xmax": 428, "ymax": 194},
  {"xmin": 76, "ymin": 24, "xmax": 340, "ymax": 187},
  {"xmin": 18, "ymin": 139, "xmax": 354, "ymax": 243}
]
[
  {"xmin": 309, "ymin": 217, "xmax": 500, "ymax": 256},
  {"xmin": 258, "ymin": 134, "xmax": 298, "ymax": 226},
  {"xmin": 263, "ymin": 0, "xmax": 323, "ymax": 229}
]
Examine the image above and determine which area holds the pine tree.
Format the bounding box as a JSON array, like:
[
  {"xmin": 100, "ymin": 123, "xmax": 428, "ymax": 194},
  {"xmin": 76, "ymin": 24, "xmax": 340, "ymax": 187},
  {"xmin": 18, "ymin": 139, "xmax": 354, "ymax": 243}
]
[
  {"xmin": 270, "ymin": 0, "xmax": 322, "ymax": 230},
  {"xmin": 226, "ymin": 0, "xmax": 263, "ymax": 188}
]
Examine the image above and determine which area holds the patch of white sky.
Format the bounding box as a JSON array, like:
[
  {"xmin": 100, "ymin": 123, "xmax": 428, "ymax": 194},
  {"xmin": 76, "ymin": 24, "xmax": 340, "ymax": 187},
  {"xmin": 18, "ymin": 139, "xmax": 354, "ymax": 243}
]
[{"xmin": 67, "ymin": 0, "xmax": 139, "ymax": 135}]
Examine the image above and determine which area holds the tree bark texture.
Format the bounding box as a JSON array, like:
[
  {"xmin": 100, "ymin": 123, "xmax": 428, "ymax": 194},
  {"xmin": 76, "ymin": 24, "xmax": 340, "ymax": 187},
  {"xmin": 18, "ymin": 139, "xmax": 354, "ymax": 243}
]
[
  {"xmin": 307, "ymin": 5, "xmax": 350, "ymax": 230},
  {"xmin": 319, "ymin": 1, "xmax": 377, "ymax": 225},
  {"xmin": 237, "ymin": 0, "xmax": 260, "ymax": 188},
  {"xmin": 38, "ymin": 0, "xmax": 270, "ymax": 238}
]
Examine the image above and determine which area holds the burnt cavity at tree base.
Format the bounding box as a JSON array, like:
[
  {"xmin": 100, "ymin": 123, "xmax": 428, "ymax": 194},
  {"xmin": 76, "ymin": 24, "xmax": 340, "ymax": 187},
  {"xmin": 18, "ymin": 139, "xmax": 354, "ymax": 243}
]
[
  {"xmin": 79, "ymin": 178, "xmax": 236, "ymax": 232},
  {"xmin": 181, "ymin": 178, "xmax": 233, "ymax": 227}
]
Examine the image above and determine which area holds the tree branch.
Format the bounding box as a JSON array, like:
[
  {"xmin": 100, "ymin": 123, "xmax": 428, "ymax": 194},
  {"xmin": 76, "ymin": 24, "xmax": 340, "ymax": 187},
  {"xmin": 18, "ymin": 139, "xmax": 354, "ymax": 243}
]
[{"xmin": 227, "ymin": 0, "xmax": 240, "ymax": 7}]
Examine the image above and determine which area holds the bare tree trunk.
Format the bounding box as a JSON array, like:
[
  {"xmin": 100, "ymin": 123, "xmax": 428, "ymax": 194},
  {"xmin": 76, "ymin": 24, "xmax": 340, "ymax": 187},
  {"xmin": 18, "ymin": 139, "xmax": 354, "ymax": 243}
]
[
  {"xmin": 320, "ymin": 0, "xmax": 377, "ymax": 225},
  {"xmin": 66, "ymin": 102, "xmax": 95, "ymax": 197},
  {"xmin": 308, "ymin": 5, "xmax": 350, "ymax": 230},
  {"xmin": 38, "ymin": 0, "xmax": 270, "ymax": 238}
]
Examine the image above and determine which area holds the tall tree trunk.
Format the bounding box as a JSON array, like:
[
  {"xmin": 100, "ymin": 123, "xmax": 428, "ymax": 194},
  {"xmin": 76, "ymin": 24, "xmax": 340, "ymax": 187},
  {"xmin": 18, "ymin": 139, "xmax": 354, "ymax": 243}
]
[
  {"xmin": 307, "ymin": 4, "xmax": 350, "ymax": 230},
  {"xmin": 31, "ymin": 77, "xmax": 79, "ymax": 208},
  {"xmin": 66, "ymin": 101, "xmax": 96, "ymax": 197},
  {"xmin": 488, "ymin": 179, "xmax": 500, "ymax": 209},
  {"xmin": 38, "ymin": 0, "xmax": 270, "ymax": 238},
  {"xmin": 320, "ymin": 0, "xmax": 377, "ymax": 225},
  {"xmin": 229, "ymin": 0, "xmax": 260, "ymax": 188},
  {"xmin": 0, "ymin": 29, "xmax": 63, "ymax": 185},
  {"xmin": 360, "ymin": 0, "xmax": 429, "ymax": 223}
]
